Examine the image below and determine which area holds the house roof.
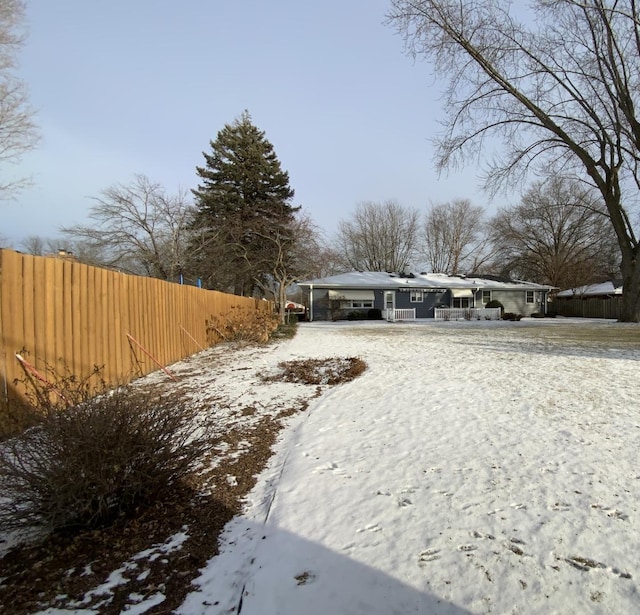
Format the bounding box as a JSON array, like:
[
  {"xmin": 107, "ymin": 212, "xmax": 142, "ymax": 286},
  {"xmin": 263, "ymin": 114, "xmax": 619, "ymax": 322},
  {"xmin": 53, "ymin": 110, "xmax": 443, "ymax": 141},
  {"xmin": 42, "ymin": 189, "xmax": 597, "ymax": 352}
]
[
  {"xmin": 299, "ymin": 271, "xmax": 554, "ymax": 291},
  {"xmin": 556, "ymin": 280, "xmax": 623, "ymax": 298}
]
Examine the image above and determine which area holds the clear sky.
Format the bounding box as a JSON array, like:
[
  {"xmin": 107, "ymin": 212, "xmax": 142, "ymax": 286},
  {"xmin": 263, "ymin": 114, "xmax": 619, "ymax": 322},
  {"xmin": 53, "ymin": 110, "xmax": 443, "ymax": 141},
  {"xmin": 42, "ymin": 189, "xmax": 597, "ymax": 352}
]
[{"xmin": 4, "ymin": 0, "xmax": 509, "ymax": 246}]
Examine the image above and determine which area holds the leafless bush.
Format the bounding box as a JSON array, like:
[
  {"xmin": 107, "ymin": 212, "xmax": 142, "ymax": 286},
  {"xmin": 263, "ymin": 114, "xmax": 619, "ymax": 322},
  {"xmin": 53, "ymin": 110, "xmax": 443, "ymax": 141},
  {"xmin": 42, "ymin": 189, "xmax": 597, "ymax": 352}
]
[
  {"xmin": 0, "ymin": 388, "xmax": 214, "ymax": 533},
  {"xmin": 206, "ymin": 306, "xmax": 278, "ymax": 344},
  {"xmin": 1, "ymin": 355, "xmax": 108, "ymax": 441}
]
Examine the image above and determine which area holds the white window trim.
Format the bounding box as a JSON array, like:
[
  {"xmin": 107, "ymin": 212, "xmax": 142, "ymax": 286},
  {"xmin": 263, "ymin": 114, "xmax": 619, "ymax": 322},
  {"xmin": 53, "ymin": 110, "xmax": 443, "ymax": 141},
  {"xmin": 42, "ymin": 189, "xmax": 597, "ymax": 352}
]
[
  {"xmin": 526, "ymin": 291, "xmax": 535, "ymax": 304},
  {"xmin": 452, "ymin": 297, "xmax": 473, "ymax": 309},
  {"xmin": 410, "ymin": 290, "xmax": 424, "ymax": 303},
  {"xmin": 342, "ymin": 299, "xmax": 374, "ymax": 309},
  {"xmin": 482, "ymin": 290, "xmax": 491, "ymax": 304}
]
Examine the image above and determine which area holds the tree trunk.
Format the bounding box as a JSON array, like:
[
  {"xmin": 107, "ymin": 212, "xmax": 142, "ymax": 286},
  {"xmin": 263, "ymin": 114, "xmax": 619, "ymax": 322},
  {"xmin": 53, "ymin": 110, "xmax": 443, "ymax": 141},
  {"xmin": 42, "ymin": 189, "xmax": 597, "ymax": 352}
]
[
  {"xmin": 278, "ymin": 281, "xmax": 287, "ymax": 325},
  {"xmin": 619, "ymin": 255, "xmax": 640, "ymax": 322}
]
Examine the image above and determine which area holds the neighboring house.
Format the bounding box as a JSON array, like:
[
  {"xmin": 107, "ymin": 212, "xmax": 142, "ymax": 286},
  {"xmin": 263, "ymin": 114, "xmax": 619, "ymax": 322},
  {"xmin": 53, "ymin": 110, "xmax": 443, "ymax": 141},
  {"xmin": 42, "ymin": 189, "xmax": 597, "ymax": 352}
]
[
  {"xmin": 554, "ymin": 280, "xmax": 623, "ymax": 319},
  {"xmin": 298, "ymin": 272, "xmax": 553, "ymax": 321},
  {"xmin": 555, "ymin": 280, "xmax": 623, "ymax": 299}
]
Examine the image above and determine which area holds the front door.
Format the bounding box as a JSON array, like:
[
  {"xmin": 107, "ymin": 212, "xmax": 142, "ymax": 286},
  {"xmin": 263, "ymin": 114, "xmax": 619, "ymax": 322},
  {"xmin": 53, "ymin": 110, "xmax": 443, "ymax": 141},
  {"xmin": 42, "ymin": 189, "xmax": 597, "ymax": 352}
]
[{"xmin": 384, "ymin": 291, "xmax": 395, "ymax": 321}]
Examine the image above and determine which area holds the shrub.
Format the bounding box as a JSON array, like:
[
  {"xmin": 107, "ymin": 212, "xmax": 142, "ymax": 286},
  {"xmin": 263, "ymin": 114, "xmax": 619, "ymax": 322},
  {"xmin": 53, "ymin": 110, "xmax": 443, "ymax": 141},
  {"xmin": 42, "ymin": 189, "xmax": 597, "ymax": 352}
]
[
  {"xmin": 270, "ymin": 321, "xmax": 298, "ymax": 341},
  {"xmin": 346, "ymin": 310, "xmax": 367, "ymax": 320},
  {"xmin": 2, "ymin": 357, "xmax": 109, "ymax": 441},
  {"xmin": 0, "ymin": 388, "xmax": 214, "ymax": 533},
  {"xmin": 206, "ymin": 305, "xmax": 278, "ymax": 344},
  {"xmin": 531, "ymin": 312, "xmax": 545, "ymax": 318},
  {"xmin": 502, "ymin": 312, "xmax": 523, "ymax": 321},
  {"xmin": 485, "ymin": 299, "xmax": 504, "ymax": 312},
  {"xmin": 367, "ymin": 308, "xmax": 383, "ymax": 320}
]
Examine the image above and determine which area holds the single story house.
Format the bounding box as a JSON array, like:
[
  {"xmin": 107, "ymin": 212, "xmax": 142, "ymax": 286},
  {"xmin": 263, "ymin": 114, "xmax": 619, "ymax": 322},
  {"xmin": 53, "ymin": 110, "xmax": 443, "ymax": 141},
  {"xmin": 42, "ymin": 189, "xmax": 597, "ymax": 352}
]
[
  {"xmin": 555, "ymin": 280, "xmax": 623, "ymax": 299},
  {"xmin": 298, "ymin": 272, "xmax": 554, "ymax": 321}
]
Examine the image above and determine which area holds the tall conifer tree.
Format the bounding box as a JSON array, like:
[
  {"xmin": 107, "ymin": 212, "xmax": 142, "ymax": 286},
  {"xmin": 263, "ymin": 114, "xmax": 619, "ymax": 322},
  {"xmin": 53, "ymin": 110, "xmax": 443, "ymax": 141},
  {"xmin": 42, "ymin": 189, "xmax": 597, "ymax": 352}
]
[{"xmin": 191, "ymin": 111, "xmax": 298, "ymax": 295}]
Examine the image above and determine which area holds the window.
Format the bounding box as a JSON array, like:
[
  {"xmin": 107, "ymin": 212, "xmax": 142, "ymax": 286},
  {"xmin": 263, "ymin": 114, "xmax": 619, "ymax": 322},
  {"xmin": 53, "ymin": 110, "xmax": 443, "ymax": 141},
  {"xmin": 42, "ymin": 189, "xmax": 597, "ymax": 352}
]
[
  {"xmin": 410, "ymin": 290, "xmax": 424, "ymax": 303},
  {"xmin": 453, "ymin": 297, "xmax": 472, "ymax": 308},
  {"xmin": 526, "ymin": 291, "xmax": 534, "ymax": 304},
  {"xmin": 482, "ymin": 290, "xmax": 491, "ymax": 304},
  {"xmin": 343, "ymin": 299, "xmax": 373, "ymax": 309}
]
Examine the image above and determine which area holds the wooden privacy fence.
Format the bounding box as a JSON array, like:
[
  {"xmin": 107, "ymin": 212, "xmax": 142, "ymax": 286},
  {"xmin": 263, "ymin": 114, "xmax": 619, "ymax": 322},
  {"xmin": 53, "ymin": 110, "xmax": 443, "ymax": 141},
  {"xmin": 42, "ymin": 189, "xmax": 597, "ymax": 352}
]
[
  {"xmin": 553, "ymin": 296, "xmax": 622, "ymax": 319},
  {"xmin": 0, "ymin": 249, "xmax": 274, "ymax": 405}
]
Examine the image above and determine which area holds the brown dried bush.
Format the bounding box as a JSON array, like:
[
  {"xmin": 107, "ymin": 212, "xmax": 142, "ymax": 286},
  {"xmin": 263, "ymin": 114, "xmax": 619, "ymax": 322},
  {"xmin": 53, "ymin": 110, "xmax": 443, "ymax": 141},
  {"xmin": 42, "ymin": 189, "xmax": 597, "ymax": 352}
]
[
  {"xmin": 206, "ymin": 305, "xmax": 279, "ymax": 344},
  {"xmin": 0, "ymin": 388, "xmax": 215, "ymax": 534},
  {"xmin": 1, "ymin": 356, "xmax": 108, "ymax": 441}
]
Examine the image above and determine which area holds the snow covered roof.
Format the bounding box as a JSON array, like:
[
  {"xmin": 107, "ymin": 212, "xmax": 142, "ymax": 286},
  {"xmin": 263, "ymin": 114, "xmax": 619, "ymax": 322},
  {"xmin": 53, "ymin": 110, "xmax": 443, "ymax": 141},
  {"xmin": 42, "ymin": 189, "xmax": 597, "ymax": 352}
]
[
  {"xmin": 299, "ymin": 271, "xmax": 553, "ymax": 291},
  {"xmin": 556, "ymin": 280, "xmax": 623, "ymax": 297}
]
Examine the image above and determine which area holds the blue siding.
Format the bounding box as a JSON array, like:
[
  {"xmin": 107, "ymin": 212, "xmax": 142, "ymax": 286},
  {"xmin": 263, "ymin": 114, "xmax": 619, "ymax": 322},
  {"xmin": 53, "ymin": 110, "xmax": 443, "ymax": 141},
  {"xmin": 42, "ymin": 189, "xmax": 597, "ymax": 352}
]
[{"xmin": 395, "ymin": 290, "xmax": 448, "ymax": 318}]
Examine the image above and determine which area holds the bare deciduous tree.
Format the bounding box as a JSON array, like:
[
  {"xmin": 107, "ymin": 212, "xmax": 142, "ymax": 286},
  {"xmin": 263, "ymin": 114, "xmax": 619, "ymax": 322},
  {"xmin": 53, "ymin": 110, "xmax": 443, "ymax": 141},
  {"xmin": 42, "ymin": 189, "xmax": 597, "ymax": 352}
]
[
  {"xmin": 422, "ymin": 199, "xmax": 490, "ymax": 274},
  {"xmin": 388, "ymin": 0, "xmax": 640, "ymax": 321},
  {"xmin": 62, "ymin": 175, "xmax": 196, "ymax": 281},
  {"xmin": 18, "ymin": 235, "xmax": 54, "ymax": 256},
  {"xmin": 335, "ymin": 200, "xmax": 420, "ymax": 272},
  {"xmin": 0, "ymin": 0, "xmax": 38, "ymax": 197},
  {"xmin": 490, "ymin": 178, "xmax": 618, "ymax": 289},
  {"xmin": 247, "ymin": 211, "xmax": 324, "ymax": 323}
]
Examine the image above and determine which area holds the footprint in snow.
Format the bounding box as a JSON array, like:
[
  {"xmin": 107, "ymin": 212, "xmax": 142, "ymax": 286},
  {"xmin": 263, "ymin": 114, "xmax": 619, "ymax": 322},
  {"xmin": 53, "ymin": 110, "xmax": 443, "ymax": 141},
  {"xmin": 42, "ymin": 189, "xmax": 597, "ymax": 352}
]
[
  {"xmin": 458, "ymin": 544, "xmax": 478, "ymax": 552},
  {"xmin": 591, "ymin": 504, "xmax": 629, "ymax": 520},
  {"xmin": 606, "ymin": 509, "xmax": 629, "ymax": 520},
  {"xmin": 470, "ymin": 530, "xmax": 495, "ymax": 540},
  {"xmin": 504, "ymin": 539, "xmax": 526, "ymax": 556},
  {"xmin": 313, "ymin": 461, "xmax": 341, "ymax": 473},
  {"xmin": 356, "ymin": 523, "xmax": 381, "ymax": 534},
  {"xmin": 294, "ymin": 571, "xmax": 316, "ymax": 585},
  {"xmin": 549, "ymin": 501, "xmax": 571, "ymax": 511},
  {"xmin": 563, "ymin": 556, "xmax": 632, "ymax": 579},
  {"xmin": 418, "ymin": 548, "xmax": 441, "ymax": 564}
]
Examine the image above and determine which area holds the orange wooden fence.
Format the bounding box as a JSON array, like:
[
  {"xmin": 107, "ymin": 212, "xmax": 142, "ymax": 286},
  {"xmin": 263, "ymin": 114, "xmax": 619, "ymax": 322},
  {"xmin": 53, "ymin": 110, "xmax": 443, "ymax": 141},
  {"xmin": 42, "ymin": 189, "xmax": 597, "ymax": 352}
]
[{"xmin": 0, "ymin": 249, "xmax": 273, "ymax": 405}]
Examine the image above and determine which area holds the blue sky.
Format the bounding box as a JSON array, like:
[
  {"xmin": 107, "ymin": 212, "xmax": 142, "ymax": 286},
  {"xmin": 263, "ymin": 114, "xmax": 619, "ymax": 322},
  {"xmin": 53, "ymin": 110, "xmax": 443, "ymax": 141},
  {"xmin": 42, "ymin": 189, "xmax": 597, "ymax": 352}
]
[{"xmin": 4, "ymin": 0, "xmax": 507, "ymax": 246}]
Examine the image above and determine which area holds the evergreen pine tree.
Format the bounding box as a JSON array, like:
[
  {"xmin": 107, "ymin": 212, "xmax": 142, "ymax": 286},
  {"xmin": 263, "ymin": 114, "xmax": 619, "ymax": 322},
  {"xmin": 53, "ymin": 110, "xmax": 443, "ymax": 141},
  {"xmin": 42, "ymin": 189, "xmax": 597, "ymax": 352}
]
[{"xmin": 191, "ymin": 111, "xmax": 298, "ymax": 295}]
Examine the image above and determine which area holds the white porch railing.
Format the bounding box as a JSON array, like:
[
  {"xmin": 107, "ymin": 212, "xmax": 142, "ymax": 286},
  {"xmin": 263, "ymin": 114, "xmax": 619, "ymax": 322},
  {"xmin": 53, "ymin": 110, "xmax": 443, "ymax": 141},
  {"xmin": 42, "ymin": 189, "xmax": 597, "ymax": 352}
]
[
  {"xmin": 434, "ymin": 307, "xmax": 502, "ymax": 321},
  {"xmin": 387, "ymin": 308, "xmax": 416, "ymax": 322}
]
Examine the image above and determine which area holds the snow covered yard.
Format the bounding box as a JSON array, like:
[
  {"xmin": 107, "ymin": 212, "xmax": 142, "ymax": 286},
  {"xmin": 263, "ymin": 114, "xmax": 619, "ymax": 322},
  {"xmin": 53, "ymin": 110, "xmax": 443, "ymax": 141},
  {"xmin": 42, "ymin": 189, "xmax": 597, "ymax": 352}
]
[
  {"xmin": 3, "ymin": 318, "xmax": 640, "ymax": 614},
  {"xmin": 180, "ymin": 319, "xmax": 640, "ymax": 615}
]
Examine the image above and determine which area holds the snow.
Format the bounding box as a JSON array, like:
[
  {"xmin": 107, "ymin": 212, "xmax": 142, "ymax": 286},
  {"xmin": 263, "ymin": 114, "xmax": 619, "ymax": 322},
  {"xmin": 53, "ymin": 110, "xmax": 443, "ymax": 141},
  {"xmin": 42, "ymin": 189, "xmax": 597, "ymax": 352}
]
[
  {"xmin": 177, "ymin": 319, "xmax": 640, "ymax": 614},
  {"xmin": 11, "ymin": 318, "xmax": 640, "ymax": 614},
  {"xmin": 300, "ymin": 270, "xmax": 553, "ymax": 291},
  {"xmin": 556, "ymin": 281, "xmax": 623, "ymax": 297}
]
